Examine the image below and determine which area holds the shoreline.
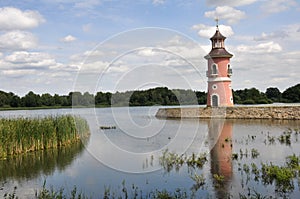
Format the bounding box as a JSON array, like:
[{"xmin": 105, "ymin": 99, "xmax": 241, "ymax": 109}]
[{"xmin": 155, "ymin": 105, "xmax": 300, "ymax": 120}]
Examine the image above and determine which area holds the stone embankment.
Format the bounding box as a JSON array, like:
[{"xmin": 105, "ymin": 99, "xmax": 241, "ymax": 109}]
[{"xmin": 155, "ymin": 106, "xmax": 300, "ymax": 120}]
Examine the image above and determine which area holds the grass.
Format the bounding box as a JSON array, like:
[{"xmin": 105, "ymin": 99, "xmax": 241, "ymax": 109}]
[{"xmin": 0, "ymin": 115, "xmax": 90, "ymax": 159}]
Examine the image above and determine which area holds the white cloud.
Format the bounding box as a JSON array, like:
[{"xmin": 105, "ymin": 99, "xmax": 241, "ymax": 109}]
[
  {"xmin": 61, "ymin": 35, "xmax": 77, "ymax": 43},
  {"xmin": 0, "ymin": 31, "xmax": 38, "ymax": 51},
  {"xmin": 236, "ymin": 41, "xmax": 282, "ymax": 54},
  {"xmin": 192, "ymin": 24, "xmax": 234, "ymax": 38},
  {"xmin": 136, "ymin": 48, "xmax": 157, "ymax": 57},
  {"xmin": 204, "ymin": 6, "xmax": 246, "ymax": 24},
  {"xmin": 206, "ymin": 0, "xmax": 257, "ymax": 7},
  {"xmin": 1, "ymin": 69, "xmax": 36, "ymax": 77},
  {"xmin": 82, "ymin": 23, "xmax": 92, "ymax": 32},
  {"xmin": 74, "ymin": 0, "xmax": 101, "ymax": 9},
  {"xmin": 254, "ymin": 31, "xmax": 288, "ymax": 41},
  {"xmin": 0, "ymin": 7, "xmax": 45, "ymax": 31},
  {"xmin": 152, "ymin": 0, "xmax": 166, "ymax": 5},
  {"xmin": 261, "ymin": 0, "xmax": 297, "ymax": 14},
  {"xmin": 5, "ymin": 51, "xmax": 56, "ymax": 68}
]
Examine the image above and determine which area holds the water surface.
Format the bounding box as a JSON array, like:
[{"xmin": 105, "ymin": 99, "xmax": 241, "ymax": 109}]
[{"xmin": 0, "ymin": 106, "xmax": 299, "ymax": 198}]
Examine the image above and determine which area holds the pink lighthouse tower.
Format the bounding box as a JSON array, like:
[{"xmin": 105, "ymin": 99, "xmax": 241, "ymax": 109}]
[{"xmin": 205, "ymin": 21, "xmax": 233, "ymax": 107}]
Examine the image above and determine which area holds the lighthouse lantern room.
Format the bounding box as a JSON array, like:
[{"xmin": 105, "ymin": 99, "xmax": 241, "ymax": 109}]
[{"xmin": 205, "ymin": 22, "xmax": 234, "ymax": 107}]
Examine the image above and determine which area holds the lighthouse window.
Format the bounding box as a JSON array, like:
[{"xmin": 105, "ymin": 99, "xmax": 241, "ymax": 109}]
[
  {"xmin": 212, "ymin": 84, "xmax": 217, "ymax": 90},
  {"xmin": 211, "ymin": 64, "xmax": 218, "ymax": 75},
  {"xmin": 227, "ymin": 64, "xmax": 232, "ymax": 76},
  {"xmin": 215, "ymin": 40, "xmax": 221, "ymax": 48}
]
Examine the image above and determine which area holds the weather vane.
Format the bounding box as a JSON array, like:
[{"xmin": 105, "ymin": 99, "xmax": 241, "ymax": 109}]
[{"xmin": 215, "ymin": 17, "xmax": 219, "ymax": 29}]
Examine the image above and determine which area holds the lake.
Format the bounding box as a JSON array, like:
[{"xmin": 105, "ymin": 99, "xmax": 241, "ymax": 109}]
[{"xmin": 0, "ymin": 106, "xmax": 300, "ymax": 198}]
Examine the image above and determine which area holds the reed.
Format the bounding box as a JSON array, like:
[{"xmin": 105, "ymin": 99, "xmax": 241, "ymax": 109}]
[{"xmin": 0, "ymin": 115, "xmax": 90, "ymax": 159}]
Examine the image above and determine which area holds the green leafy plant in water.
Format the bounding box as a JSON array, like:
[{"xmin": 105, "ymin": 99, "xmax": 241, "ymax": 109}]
[
  {"xmin": 232, "ymin": 153, "xmax": 238, "ymax": 160},
  {"xmin": 278, "ymin": 131, "xmax": 292, "ymax": 145},
  {"xmin": 190, "ymin": 173, "xmax": 205, "ymax": 187},
  {"xmin": 261, "ymin": 163, "xmax": 295, "ymax": 193},
  {"xmin": 251, "ymin": 148, "xmax": 260, "ymax": 159},
  {"xmin": 159, "ymin": 150, "xmax": 207, "ymax": 172},
  {"xmin": 251, "ymin": 163, "xmax": 260, "ymax": 181},
  {"xmin": 213, "ymin": 174, "xmax": 225, "ymax": 187},
  {"xmin": 286, "ymin": 154, "xmax": 300, "ymax": 169}
]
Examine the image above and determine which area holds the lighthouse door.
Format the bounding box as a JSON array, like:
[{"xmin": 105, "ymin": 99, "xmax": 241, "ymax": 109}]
[{"xmin": 212, "ymin": 95, "xmax": 219, "ymax": 107}]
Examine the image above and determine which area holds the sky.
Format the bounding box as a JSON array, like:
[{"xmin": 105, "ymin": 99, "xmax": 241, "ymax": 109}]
[{"xmin": 0, "ymin": 0, "xmax": 299, "ymax": 96}]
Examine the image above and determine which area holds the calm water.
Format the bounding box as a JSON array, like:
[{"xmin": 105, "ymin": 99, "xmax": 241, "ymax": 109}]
[{"xmin": 0, "ymin": 106, "xmax": 300, "ymax": 198}]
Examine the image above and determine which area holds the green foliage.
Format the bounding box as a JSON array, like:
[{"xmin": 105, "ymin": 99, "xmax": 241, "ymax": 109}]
[
  {"xmin": 282, "ymin": 83, "xmax": 300, "ymax": 103},
  {"xmin": 159, "ymin": 150, "xmax": 207, "ymax": 172},
  {"xmin": 0, "ymin": 115, "xmax": 90, "ymax": 159},
  {"xmin": 261, "ymin": 163, "xmax": 295, "ymax": 192},
  {"xmin": 1, "ymin": 83, "xmax": 300, "ymax": 108},
  {"xmin": 265, "ymin": 87, "xmax": 282, "ymax": 102},
  {"xmin": 233, "ymin": 88, "xmax": 272, "ymax": 104}
]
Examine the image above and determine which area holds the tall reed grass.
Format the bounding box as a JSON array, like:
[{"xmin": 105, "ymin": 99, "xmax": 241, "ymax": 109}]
[{"xmin": 0, "ymin": 115, "xmax": 90, "ymax": 159}]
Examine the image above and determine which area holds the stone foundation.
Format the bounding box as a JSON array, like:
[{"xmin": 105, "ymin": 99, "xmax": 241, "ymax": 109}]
[{"xmin": 155, "ymin": 106, "xmax": 300, "ymax": 120}]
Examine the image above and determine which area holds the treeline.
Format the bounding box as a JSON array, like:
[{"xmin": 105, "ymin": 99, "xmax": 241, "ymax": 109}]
[{"xmin": 0, "ymin": 84, "xmax": 299, "ymax": 108}]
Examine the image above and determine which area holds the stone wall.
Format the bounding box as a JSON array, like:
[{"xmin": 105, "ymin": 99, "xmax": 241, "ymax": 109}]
[{"xmin": 155, "ymin": 106, "xmax": 300, "ymax": 120}]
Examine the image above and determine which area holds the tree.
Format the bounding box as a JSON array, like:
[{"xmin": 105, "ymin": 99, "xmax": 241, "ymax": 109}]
[
  {"xmin": 41, "ymin": 93, "xmax": 55, "ymax": 106},
  {"xmin": 95, "ymin": 92, "xmax": 111, "ymax": 105},
  {"xmin": 233, "ymin": 88, "xmax": 272, "ymax": 104},
  {"xmin": 0, "ymin": 91, "xmax": 8, "ymax": 107},
  {"xmin": 23, "ymin": 91, "xmax": 41, "ymax": 107},
  {"xmin": 265, "ymin": 87, "xmax": 281, "ymax": 102},
  {"xmin": 82, "ymin": 92, "xmax": 94, "ymax": 106},
  {"xmin": 282, "ymin": 84, "xmax": 300, "ymax": 103}
]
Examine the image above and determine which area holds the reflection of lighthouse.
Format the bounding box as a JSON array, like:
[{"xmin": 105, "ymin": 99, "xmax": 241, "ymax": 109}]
[{"xmin": 208, "ymin": 119, "xmax": 233, "ymax": 197}]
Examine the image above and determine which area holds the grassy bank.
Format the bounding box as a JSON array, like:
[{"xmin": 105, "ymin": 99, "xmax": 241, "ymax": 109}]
[{"xmin": 0, "ymin": 115, "xmax": 90, "ymax": 159}]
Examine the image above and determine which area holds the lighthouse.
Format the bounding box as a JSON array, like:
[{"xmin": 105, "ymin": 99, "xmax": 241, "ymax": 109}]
[{"xmin": 205, "ymin": 22, "xmax": 234, "ymax": 107}]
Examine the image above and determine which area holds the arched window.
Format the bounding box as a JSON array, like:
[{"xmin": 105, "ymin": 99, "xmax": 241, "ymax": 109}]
[
  {"xmin": 211, "ymin": 64, "xmax": 218, "ymax": 75},
  {"xmin": 227, "ymin": 63, "xmax": 232, "ymax": 76},
  {"xmin": 212, "ymin": 95, "xmax": 219, "ymax": 107}
]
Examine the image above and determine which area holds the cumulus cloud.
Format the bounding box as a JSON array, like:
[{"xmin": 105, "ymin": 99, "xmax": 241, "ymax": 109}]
[
  {"xmin": 192, "ymin": 24, "xmax": 234, "ymax": 38},
  {"xmin": 0, "ymin": 7, "xmax": 45, "ymax": 31},
  {"xmin": 254, "ymin": 31, "xmax": 288, "ymax": 41},
  {"xmin": 1, "ymin": 69, "xmax": 36, "ymax": 78},
  {"xmin": 236, "ymin": 41, "xmax": 282, "ymax": 54},
  {"xmin": 60, "ymin": 35, "xmax": 77, "ymax": 43},
  {"xmin": 206, "ymin": 0, "xmax": 257, "ymax": 7},
  {"xmin": 204, "ymin": 6, "xmax": 246, "ymax": 24},
  {"xmin": 74, "ymin": 0, "xmax": 101, "ymax": 9},
  {"xmin": 5, "ymin": 51, "xmax": 56, "ymax": 68},
  {"xmin": 261, "ymin": 0, "xmax": 297, "ymax": 14},
  {"xmin": 136, "ymin": 47, "xmax": 158, "ymax": 57},
  {"xmin": 0, "ymin": 31, "xmax": 38, "ymax": 51},
  {"xmin": 152, "ymin": 0, "xmax": 166, "ymax": 5}
]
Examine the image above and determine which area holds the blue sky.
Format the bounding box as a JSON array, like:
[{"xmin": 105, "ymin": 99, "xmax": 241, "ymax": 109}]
[{"xmin": 0, "ymin": 0, "xmax": 299, "ymax": 96}]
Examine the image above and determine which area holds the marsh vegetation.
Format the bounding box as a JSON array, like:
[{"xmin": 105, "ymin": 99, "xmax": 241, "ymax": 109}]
[{"xmin": 0, "ymin": 115, "xmax": 89, "ymax": 159}]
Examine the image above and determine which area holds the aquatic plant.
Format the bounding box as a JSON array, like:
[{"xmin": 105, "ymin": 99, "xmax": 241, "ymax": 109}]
[
  {"xmin": 190, "ymin": 173, "xmax": 205, "ymax": 187},
  {"xmin": 286, "ymin": 154, "xmax": 300, "ymax": 169},
  {"xmin": 0, "ymin": 115, "xmax": 90, "ymax": 159},
  {"xmin": 239, "ymin": 189, "xmax": 271, "ymax": 199},
  {"xmin": 261, "ymin": 163, "xmax": 295, "ymax": 193},
  {"xmin": 186, "ymin": 153, "xmax": 207, "ymax": 168},
  {"xmin": 213, "ymin": 174, "xmax": 225, "ymax": 186},
  {"xmin": 278, "ymin": 132, "xmax": 291, "ymax": 145},
  {"xmin": 251, "ymin": 148, "xmax": 260, "ymax": 159},
  {"xmin": 159, "ymin": 150, "xmax": 207, "ymax": 172},
  {"xmin": 251, "ymin": 163, "xmax": 260, "ymax": 181},
  {"xmin": 232, "ymin": 153, "xmax": 238, "ymax": 160}
]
